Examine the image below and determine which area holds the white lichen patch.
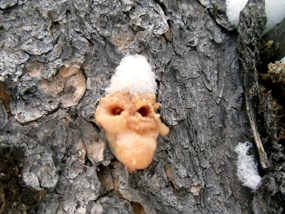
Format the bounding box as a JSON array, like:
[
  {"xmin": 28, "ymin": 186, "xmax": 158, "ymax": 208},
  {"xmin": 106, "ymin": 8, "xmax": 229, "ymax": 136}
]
[
  {"xmin": 106, "ymin": 55, "xmax": 157, "ymax": 95},
  {"xmin": 234, "ymin": 142, "xmax": 261, "ymax": 190}
]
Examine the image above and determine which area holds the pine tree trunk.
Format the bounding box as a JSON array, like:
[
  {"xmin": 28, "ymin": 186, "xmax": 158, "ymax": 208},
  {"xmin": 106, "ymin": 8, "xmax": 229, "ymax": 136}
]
[{"xmin": 0, "ymin": 0, "xmax": 281, "ymax": 213}]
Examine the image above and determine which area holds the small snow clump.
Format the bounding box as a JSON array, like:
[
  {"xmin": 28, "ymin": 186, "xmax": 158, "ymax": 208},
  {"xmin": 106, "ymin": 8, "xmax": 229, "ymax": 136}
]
[
  {"xmin": 106, "ymin": 55, "xmax": 157, "ymax": 95},
  {"xmin": 226, "ymin": 0, "xmax": 248, "ymax": 26},
  {"xmin": 234, "ymin": 142, "xmax": 261, "ymax": 190}
]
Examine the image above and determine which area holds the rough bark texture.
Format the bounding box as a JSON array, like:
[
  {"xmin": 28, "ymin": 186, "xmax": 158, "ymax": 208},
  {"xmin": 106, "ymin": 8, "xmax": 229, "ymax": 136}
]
[
  {"xmin": 0, "ymin": 0, "xmax": 275, "ymax": 213},
  {"xmin": 237, "ymin": 0, "xmax": 269, "ymax": 170}
]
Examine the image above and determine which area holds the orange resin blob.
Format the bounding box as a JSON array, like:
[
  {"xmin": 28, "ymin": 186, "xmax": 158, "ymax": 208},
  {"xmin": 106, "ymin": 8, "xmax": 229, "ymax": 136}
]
[{"xmin": 95, "ymin": 91, "xmax": 169, "ymax": 172}]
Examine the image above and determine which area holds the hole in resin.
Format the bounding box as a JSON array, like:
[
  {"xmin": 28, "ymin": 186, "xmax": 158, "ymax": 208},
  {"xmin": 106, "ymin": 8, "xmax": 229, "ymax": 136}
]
[
  {"xmin": 109, "ymin": 105, "xmax": 123, "ymax": 116},
  {"xmin": 137, "ymin": 106, "xmax": 150, "ymax": 117}
]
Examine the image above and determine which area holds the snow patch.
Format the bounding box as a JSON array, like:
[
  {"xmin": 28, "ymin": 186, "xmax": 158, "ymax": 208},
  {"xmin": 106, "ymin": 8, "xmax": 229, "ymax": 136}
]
[
  {"xmin": 265, "ymin": 0, "xmax": 285, "ymax": 30},
  {"xmin": 234, "ymin": 142, "xmax": 261, "ymax": 190},
  {"xmin": 226, "ymin": 0, "xmax": 248, "ymax": 26},
  {"xmin": 106, "ymin": 55, "xmax": 157, "ymax": 95}
]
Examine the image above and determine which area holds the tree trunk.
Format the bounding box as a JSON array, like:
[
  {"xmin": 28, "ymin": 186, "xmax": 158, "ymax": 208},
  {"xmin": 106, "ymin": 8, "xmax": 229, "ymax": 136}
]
[{"xmin": 0, "ymin": 0, "xmax": 281, "ymax": 213}]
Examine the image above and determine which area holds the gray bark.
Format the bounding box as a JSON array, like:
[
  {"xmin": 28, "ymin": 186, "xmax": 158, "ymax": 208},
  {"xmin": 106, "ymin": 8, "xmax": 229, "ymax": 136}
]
[{"xmin": 0, "ymin": 0, "xmax": 279, "ymax": 213}]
